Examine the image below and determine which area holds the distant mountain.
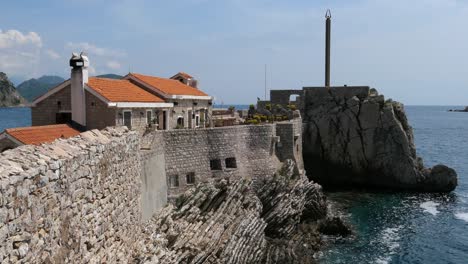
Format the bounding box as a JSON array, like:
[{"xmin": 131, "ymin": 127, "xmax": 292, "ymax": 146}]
[
  {"xmin": 96, "ymin": 74, "xmax": 123, "ymax": 79},
  {"xmin": 16, "ymin": 75, "xmax": 65, "ymax": 102},
  {"xmin": 0, "ymin": 72, "xmax": 26, "ymax": 107}
]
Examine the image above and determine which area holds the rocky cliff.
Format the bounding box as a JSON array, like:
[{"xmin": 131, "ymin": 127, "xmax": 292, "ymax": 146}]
[
  {"xmin": 302, "ymin": 87, "xmax": 457, "ymax": 192},
  {"xmin": 0, "ymin": 72, "xmax": 26, "ymax": 107},
  {"xmin": 134, "ymin": 160, "xmax": 346, "ymax": 263}
]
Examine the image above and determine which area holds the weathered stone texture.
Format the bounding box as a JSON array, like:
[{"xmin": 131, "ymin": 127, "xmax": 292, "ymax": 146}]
[
  {"xmin": 134, "ymin": 160, "xmax": 328, "ymax": 264},
  {"xmin": 85, "ymin": 90, "xmax": 116, "ymax": 130},
  {"xmin": 31, "ymin": 85, "xmax": 71, "ymax": 126},
  {"xmin": 148, "ymin": 122, "xmax": 303, "ymax": 199},
  {"xmin": 302, "ymin": 86, "xmax": 457, "ymax": 192},
  {"xmin": 0, "ymin": 127, "xmax": 142, "ymax": 263}
]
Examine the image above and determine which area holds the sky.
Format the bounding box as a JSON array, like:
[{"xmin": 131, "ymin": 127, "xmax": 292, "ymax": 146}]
[{"xmin": 1, "ymin": 0, "xmax": 468, "ymax": 105}]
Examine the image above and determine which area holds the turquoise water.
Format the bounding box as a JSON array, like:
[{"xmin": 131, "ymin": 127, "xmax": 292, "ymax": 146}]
[
  {"xmin": 1, "ymin": 106, "xmax": 467, "ymax": 263},
  {"xmin": 320, "ymin": 106, "xmax": 468, "ymax": 264}
]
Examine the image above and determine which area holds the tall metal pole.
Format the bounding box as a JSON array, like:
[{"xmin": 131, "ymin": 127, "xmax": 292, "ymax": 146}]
[
  {"xmin": 325, "ymin": 9, "xmax": 331, "ymax": 88},
  {"xmin": 264, "ymin": 64, "xmax": 267, "ymax": 100}
]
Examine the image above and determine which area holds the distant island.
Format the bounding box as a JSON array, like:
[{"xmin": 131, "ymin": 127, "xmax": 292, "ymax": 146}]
[
  {"xmin": 16, "ymin": 75, "xmax": 66, "ymax": 102},
  {"xmin": 96, "ymin": 73, "xmax": 123, "ymax": 79},
  {"xmin": 0, "ymin": 72, "xmax": 124, "ymax": 107},
  {"xmin": 448, "ymin": 106, "xmax": 468, "ymax": 112}
]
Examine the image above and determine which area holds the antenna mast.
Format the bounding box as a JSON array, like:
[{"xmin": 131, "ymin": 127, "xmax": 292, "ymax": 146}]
[{"xmin": 264, "ymin": 64, "xmax": 267, "ymax": 100}]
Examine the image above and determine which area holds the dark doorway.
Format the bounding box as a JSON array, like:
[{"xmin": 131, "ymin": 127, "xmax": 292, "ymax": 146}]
[
  {"xmin": 123, "ymin": 111, "xmax": 132, "ymax": 129},
  {"xmin": 56, "ymin": 112, "xmax": 72, "ymax": 124},
  {"xmin": 163, "ymin": 111, "xmax": 167, "ymax": 130}
]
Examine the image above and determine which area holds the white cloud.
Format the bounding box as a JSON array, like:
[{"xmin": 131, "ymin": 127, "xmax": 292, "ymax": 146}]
[
  {"xmin": 0, "ymin": 29, "xmax": 42, "ymax": 76},
  {"xmin": 45, "ymin": 49, "xmax": 60, "ymax": 59},
  {"xmin": 66, "ymin": 42, "xmax": 126, "ymax": 57},
  {"xmin": 0, "ymin": 29, "xmax": 42, "ymax": 49},
  {"xmin": 106, "ymin": 60, "xmax": 121, "ymax": 70}
]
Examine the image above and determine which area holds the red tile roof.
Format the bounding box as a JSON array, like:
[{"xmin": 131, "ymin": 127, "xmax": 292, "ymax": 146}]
[
  {"xmin": 5, "ymin": 124, "xmax": 81, "ymax": 145},
  {"xmin": 130, "ymin": 73, "xmax": 208, "ymax": 97},
  {"xmin": 87, "ymin": 77, "xmax": 165, "ymax": 102}
]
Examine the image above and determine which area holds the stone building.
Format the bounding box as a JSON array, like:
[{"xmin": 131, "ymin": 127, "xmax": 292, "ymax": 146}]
[
  {"xmin": 123, "ymin": 72, "xmax": 212, "ymax": 129},
  {"xmin": 30, "ymin": 52, "xmax": 213, "ymax": 134},
  {"xmin": 0, "ymin": 124, "xmax": 80, "ymax": 152}
]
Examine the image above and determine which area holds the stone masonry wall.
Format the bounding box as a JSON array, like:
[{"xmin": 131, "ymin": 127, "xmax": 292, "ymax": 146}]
[
  {"xmin": 145, "ymin": 120, "xmax": 303, "ymax": 199},
  {"xmin": 0, "ymin": 127, "xmax": 142, "ymax": 263},
  {"xmin": 31, "ymin": 85, "xmax": 71, "ymax": 126},
  {"xmin": 85, "ymin": 91, "xmax": 116, "ymax": 130}
]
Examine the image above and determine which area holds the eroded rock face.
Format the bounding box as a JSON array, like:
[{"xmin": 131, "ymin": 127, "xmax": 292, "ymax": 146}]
[
  {"xmin": 134, "ymin": 160, "xmax": 333, "ymax": 264},
  {"xmin": 302, "ymin": 87, "xmax": 457, "ymax": 192}
]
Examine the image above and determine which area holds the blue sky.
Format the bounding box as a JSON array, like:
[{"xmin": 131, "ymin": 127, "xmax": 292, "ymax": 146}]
[{"xmin": 1, "ymin": 0, "xmax": 467, "ymax": 104}]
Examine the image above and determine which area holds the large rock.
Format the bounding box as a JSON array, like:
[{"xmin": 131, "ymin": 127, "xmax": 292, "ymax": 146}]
[
  {"xmin": 0, "ymin": 72, "xmax": 26, "ymax": 107},
  {"xmin": 302, "ymin": 87, "xmax": 457, "ymax": 192},
  {"xmin": 134, "ymin": 160, "xmax": 333, "ymax": 263}
]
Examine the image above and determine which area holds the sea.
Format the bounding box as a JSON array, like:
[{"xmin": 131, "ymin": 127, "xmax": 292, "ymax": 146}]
[{"xmin": 0, "ymin": 105, "xmax": 467, "ymax": 263}]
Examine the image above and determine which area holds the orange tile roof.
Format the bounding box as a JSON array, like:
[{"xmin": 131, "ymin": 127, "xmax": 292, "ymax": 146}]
[
  {"xmin": 5, "ymin": 124, "xmax": 81, "ymax": 145},
  {"xmin": 130, "ymin": 73, "xmax": 208, "ymax": 97},
  {"xmin": 87, "ymin": 77, "xmax": 165, "ymax": 102}
]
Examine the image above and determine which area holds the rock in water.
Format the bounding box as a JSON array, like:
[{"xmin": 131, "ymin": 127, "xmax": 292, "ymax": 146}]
[
  {"xmin": 0, "ymin": 72, "xmax": 26, "ymax": 107},
  {"xmin": 134, "ymin": 160, "xmax": 335, "ymax": 264},
  {"xmin": 302, "ymin": 87, "xmax": 457, "ymax": 192}
]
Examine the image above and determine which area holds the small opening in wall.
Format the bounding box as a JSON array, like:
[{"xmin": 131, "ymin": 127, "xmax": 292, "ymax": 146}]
[
  {"xmin": 174, "ymin": 101, "xmax": 179, "ymax": 106},
  {"xmin": 225, "ymin": 157, "xmax": 237, "ymax": 169},
  {"xmin": 169, "ymin": 175, "xmax": 179, "ymax": 188},
  {"xmin": 186, "ymin": 172, "xmax": 196, "ymax": 185},
  {"xmin": 210, "ymin": 159, "xmax": 222, "ymax": 170},
  {"xmin": 57, "ymin": 101, "xmax": 61, "ymax": 106},
  {"xmin": 91, "ymin": 102, "xmax": 95, "ymax": 107},
  {"xmin": 296, "ymin": 144, "xmax": 299, "ymax": 153}
]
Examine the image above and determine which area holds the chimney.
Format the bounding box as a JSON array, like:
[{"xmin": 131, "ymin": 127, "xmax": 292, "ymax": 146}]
[
  {"xmin": 69, "ymin": 52, "xmax": 89, "ymax": 128},
  {"xmin": 188, "ymin": 78, "xmax": 198, "ymax": 89}
]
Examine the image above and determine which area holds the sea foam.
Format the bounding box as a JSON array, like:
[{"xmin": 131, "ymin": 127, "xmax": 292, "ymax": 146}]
[
  {"xmin": 454, "ymin": 212, "xmax": 468, "ymax": 222},
  {"xmin": 420, "ymin": 201, "xmax": 440, "ymax": 216}
]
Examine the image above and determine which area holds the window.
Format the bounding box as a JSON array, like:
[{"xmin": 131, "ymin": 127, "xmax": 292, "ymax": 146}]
[
  {"xmin": 169, "ymin": 175, "xmax": 179, "ymax": 188},
  {"xmin": 210, "ymin": 159, "xmax": 222, "ymax": 170},
  {"xmin": 146, "ymin": 110, "xmax": 152, "ymax": 125},
  {"xmin": 186, "ymin": 172, "xmax": 196, "ymax": 185},
  {"xmin": 174, "ymin": 101, "xmax": 179, "ymax": 106},
  {"xmin": 225, "ymin": 157, "xmax": 237, "ymax": 169},
  {"xmin": 195, "ymin": 115, "xmax": 200, "ymax": 127},
  {"xmin": 123, "ymin": 111, "xmax": 132, "ymax": 129},
  {"xmin": 177, "ymin": 116, "xmax": 184, "ymax": 127}
]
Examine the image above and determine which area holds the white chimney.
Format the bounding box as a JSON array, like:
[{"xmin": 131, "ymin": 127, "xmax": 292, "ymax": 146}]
[{"xmin": 69, "ymin": 52, "xmax": 89, "ymax": 128}]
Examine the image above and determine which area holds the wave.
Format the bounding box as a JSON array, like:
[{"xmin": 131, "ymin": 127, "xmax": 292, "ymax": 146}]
[
  {"xmin": 420, "ymin": 201, "xmax": 440, "ymax": 216},
  {"xmin": 454, "ymin": 212, "xmax": 468, "ymax": 222},
  {"xmin": 372, "ymin": 226, "xmax": 402, "ymax": 264}
]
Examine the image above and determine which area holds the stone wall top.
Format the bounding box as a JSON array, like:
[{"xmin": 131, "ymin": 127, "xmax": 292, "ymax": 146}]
[{"xmin": 0, "ymin": 126, "xmax": 142, "ymax": 263}]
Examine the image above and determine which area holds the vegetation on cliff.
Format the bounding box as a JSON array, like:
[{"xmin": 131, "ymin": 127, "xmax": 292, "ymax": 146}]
[
  {"xmin": 0, "ymin": 72, "xmax": 26, "ymax": 107},
  {"xmin": 16, "ymin": 75, "xmax": 65, "ymax": 102}
]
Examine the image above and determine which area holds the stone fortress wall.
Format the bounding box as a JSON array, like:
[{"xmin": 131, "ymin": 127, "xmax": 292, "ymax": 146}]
[
  {"xmin": 0, "ymin": 118, "xmax": 303, "ymax": 262},
  {"xmin": 143, "ymin": 118, "xmax": 303, "ymax": 199},
  {"xmin": 0, "ymin": 127, "xmax": 142, "ymax": 263}
]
